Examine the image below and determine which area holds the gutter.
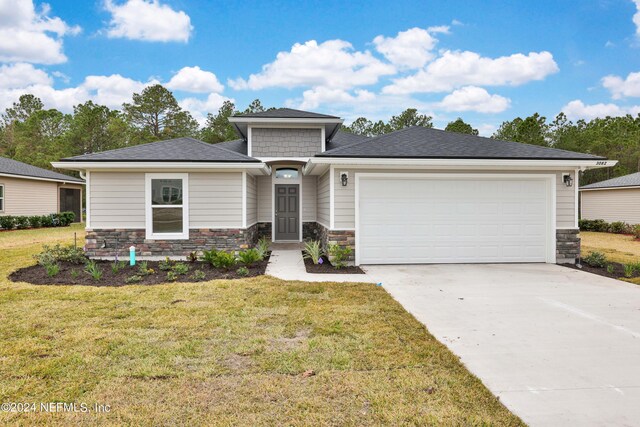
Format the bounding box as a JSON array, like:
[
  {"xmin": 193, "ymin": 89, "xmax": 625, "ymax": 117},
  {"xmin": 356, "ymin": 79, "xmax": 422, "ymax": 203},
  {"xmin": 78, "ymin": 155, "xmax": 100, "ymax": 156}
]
[{"xmin": 51, "ymin": 161, "xmax": 272, "ymax": 176}]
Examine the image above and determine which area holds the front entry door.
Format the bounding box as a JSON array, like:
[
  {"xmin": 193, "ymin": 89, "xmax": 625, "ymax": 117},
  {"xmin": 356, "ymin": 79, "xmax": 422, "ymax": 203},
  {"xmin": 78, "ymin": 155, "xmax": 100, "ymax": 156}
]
[{"xmin": 275, "ymin": 184, "xmax": 299, "ymax": 241}]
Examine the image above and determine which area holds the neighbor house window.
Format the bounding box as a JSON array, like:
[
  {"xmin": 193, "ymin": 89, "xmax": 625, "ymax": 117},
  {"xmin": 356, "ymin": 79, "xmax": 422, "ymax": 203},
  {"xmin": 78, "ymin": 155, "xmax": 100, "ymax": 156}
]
[
  {"xmin": 0, "ymin": 184, "xmax": 4, "ymax": 212},
  {"xmin": 275, "ymin": 168, "xmax": 299, "ymax": 179},
  {"xmin": 145, "ymin": 174, "xmax": 189, "ymax": 240}
]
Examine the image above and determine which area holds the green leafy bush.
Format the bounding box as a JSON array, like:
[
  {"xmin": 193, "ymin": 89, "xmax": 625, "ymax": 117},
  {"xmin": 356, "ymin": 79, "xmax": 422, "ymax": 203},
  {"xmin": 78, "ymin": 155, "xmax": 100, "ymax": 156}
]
[
  {"xmin": 34, "ymin": 244, "xmax": 86, "ymax": 266},
  {"xmin": 579, "ymin": 219, "xmax": 609, "ymax": 232},
  {"xmin": 28, "ymin": 216, "xmax": 42, "ymax": 228},
  {"xmin": 111, "ymin": 261, "xmax": 126, "ymax": 274},
  {"xmin": 201, "ymin": 248, "xmax": 219, "ymax": 265},
  {"xmin": 166, "ymin": 271, "xmax": 178, "ymax": 282},
  {"xmin": 624, "ymin": 264, "xmax": 635, "ymax": 278},
  {"xmin": 0, "ymin": 216, "xmax": 14, "ymax": 230},
  {"xmin": 125, "ymin": 274, "xmax": 142, "ymax": 284},
  {"xmin": 212, "ymin": 250, "xmax": 236, "ymax": 270},
  {"xmin": 159, "ymin": 257, "xmax": 174, "ymax": 271},
  {"xmin": 237, "ymin": 248, "xmax": 261, "ymax": 266},
  {"xmin": 44, "ymin": 263, "xmax": 60, "ymax": 277},
  {"xmin": 14, "ymin": 216, "xmax": 29, "ymax": 229},
  {"xmin": 303, "ymin": 240, "xmax": 323, "ymax": 264},
  {"xmin": 256, "ymin": 237, "xmax": 270, "ymax": 259},
  {"xmin": 606, "ymin": 264, "xmax": 615, "ymax": 274},
  {"xmin": 84, "ymin": 260, "xmax": 103, "ymax": 281},
  {"xmin": 609, "ymin": 221, "xmax": 631, "ymax": 234},
  {"xmin": 40, "ymin": 215, "xmax": 53, "ymax": 227},
  {"xmin": 171, "ymin": 262, "xmax": 189, "ymax": 275},
  {"xmin": 191, "ymin": 270, "xmax": 206, "ymax": 281},
  {"xmin": 633, "ymin": 225, "xmax": 640, "ymax": 240},
  {"xmin": 328, "ymin": 243, "xmax": 352, "ymax": 269},
  {"xmin": 58, "ymin": 211, "xmax": 75, "ymax": 226},
  {"xmin": 236, "ymin": 266, "xmax": 249, "ymax": 277},
  {"xmin": 138, "ymin": 261, "xmax": 154, "ymax": 276},
  {"xmin": 583, "ymin": 251, "xmax": 607, "ymax": 268}
]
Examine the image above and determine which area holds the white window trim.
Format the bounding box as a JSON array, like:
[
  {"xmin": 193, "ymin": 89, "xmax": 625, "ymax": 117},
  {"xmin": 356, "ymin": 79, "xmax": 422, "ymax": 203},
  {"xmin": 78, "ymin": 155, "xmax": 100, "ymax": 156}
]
[
  {"xmin": 145, "ymin": 173, "xmax": 189, "ymax": 240},
  {"xmin": 0, "ymin": 183, "xmax": 4, "ymax": 213}
]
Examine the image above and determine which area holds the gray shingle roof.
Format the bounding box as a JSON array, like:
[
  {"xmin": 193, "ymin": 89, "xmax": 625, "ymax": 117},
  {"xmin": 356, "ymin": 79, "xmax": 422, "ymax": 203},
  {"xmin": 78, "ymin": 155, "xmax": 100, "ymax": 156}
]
[
  {"xmin": 233, "ymin": 108, "xmax": 339, "ymax": 119},
  {"xmin": 60, "ymin": 137, "xmax": 260, "ymax": 163},
  {"xmin": 214, "ymin": 138, "xmax": 247, "ymax": 155},
  {"xmin": 326, "ymin": 130, "xmax": 370, "ymax": 151},
  {"xmin": 0, "ymin": 156, "xmax": 83, "ymax": 183},
  {"xmin": 581, "ymin": 172, "xmax": 640, "ymax": 189},
  {"xmin": 317, "ymin": 126, "xmax": 606, "ymax": 160}
]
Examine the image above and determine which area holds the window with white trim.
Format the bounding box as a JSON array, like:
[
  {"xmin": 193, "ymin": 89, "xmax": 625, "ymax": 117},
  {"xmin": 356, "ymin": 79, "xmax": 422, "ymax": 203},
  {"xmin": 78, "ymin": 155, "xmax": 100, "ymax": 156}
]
[
  {"xmin": 145, "ymin": 174, "xmax": 189, "ymax": 240},
  {"xmin": 0, "ymin": 184, "xmax": 4, "ymax": 212}
]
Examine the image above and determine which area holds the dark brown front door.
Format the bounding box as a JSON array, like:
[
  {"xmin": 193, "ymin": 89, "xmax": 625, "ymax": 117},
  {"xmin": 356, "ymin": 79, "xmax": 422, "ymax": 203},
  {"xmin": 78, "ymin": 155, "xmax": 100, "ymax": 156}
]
[
  {"xmin": 275, "ymin": 184, "xmax": 299, "ymax": 241},
  {"xmin": 59, "ymin": 188, "xmax": 81, "ymax": 222}
]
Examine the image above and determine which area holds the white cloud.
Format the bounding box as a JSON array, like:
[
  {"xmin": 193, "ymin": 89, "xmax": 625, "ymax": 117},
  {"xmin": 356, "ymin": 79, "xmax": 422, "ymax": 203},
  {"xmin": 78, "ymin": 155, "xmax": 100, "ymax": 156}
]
[
  {"xmin": 383, "ymin": 50, "xmax": 559, "ymax": 94},
  {"xmin": 298, "ymin": 88, "xmax": 375, "ymax": 110},
  {"xmin": 179, "ymin": 93, "xmax": 233, "ymax": 124},
  {"xmin": 602, "ymin": 71, "xmax": 640, "ymax": 99},
  {"xmin": 104, "ymin": 0, "xmax": 192, "ymax": 42},
  {"xmin": 82, "ymin": 74, "xmax": 157, "ymax": 107},
  {"xmin": 437, "ymin": 86, "xmax": 510, "ymax": 113},
  {"xmin": 477, "ymin": 123, "xmax": 497, "ymax": 137},
  {"xmin": 373, "ymin": 27, "xmax": 440, "ymax": 69},
  {"xmin": 0, "ymin": 0, "xmax": 80, "ymax": 64},
  {"xmin": 561, "ymin": 99, "xmax": 640, "ymax": 121},
  {"xmin": 229, "ymin": 39, "xmax": 395, "ymax": 90},
  {"xmin": 166, "ymin": 66, "xmax": 224, "ymax": 93},
  {"xmin": 0, "ymin": 63, "xmax": 51, "ymax": 89},
  {"xmin": 634, "ymin": 0, "xmax": 640, "ymax": 36}
]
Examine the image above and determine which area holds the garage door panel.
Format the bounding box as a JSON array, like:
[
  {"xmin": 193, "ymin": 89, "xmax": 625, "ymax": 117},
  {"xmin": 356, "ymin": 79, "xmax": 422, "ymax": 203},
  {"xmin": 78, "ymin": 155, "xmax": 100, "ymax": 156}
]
[{"xmin": 358, "ymin": 177, "xmax": 550, "ymax": 264}]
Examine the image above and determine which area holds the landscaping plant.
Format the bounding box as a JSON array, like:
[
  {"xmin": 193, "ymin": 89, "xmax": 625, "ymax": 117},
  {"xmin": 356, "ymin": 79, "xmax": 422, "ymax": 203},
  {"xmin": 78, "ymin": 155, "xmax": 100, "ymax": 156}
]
[
  {"xmin": 14, "ymin": 216, "xmax": 29, "ymax": 229},
  {"xmin": 191, "ymin": 269, "xmax": 206, "ymax": 281},
  {"xmin": 583, "ymin": 251, "xmax": 607, "ymax": 268},
  {"xmin": 200, "ymin": 248, "xmax": 218, "ymax": 265},
  {"xmin": 0, "ymin": 215, "xmax": 14, "ymax": 230},
  {"xmin": 171, "ymin": 262, "xmax": 189, "ymax": 275},
  {"xmin": 328, "ymin": 243, "xmax": 352, "ymax": 269},
  {"xmin": 111, "ymin": 261, "xmax": 126, "ymax": 274},
  {"xmin": 166, "ymin": 271, "xmax": 179, "ymax": 282},
  {"xmin": 256, "ymin": 237, "xmax": 270, "ymax": 259},
  {"xmin": 606, "ymin": 264, "xmax": 615, "ymax": 274},
  {"xmin": 187, "ymin": 251, "xmax": 198, "ymax": 263},
  {"xmin": 633, "ymin": 225, "xmax": 640, "ymax": 240},
  {"xmin": 138, "ymin": 261, "xmax": 154, "ymax": 276},
  {"xmin": 84, "ymin": 260, "xmax": 103, "ymax": 281},
  {"xmin": 236, "ymin": 266, "xmax": 249, "ymax": 276},
  {"xmin": 70, "ymin": 269, "xmax": 80, "ymax": 279},
  {"xmin": 28, "ymin": 216, "xmax": 42, "ymax": 228},
  {"xmin": 44, "ymin": 263, "xmax": 60, "ymax": 277},
  {"xmin": 238, "ymin": 248, "xmax": 261, "ymax": 266},
  {"xmin": 0, "ymin": 212, "xmax": 74, "ymax": 230},
  {"xmin": 609, "ymin": 221, "xmax": 631, "ymax": 234},
  {"xmin": 211, "ymin": 250, "xmax": 236, "ymax": 270},
  {"xmin": 303, "ymin": 240, "xmax": 323, "ymax": 264},
  {"xmin": 159, "ymin": 257, "xmax": 174, "ymax": 271},
  {"xmin": 624, "ymin": 264, "xmax": 635, "ymax": 278},
  {"xmin": 125, "ymin": 274, "xmax": 142, "ymax": 284},
  {"xmin": 35, "ymin": 244, "xmax": 86, "ymax": 266}
]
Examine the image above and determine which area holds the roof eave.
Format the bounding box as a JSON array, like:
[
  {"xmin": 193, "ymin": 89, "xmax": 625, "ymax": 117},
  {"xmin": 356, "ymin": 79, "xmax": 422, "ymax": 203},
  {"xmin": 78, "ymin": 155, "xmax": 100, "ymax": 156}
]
[
  {"xmin": 228, "ymin": 117, "xmax": 343, "ymax": 124},
  {"xmin": 51, "ymin": 161, "xmax": 271, "ymax": 175},
  {"xmin": 307, "ymin": 157, "xmax": 617, "ymax": 169},
  {"xmin": 0, "ymin": 171, "xmax": 84, "ymax": 184}
]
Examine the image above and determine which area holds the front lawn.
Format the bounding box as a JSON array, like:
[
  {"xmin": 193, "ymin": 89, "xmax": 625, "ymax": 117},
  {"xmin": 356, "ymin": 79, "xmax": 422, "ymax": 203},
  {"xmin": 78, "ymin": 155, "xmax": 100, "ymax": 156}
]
[
  {"xmin": 581, "ymin": 231, "xmax": 640, "ymax": 264},
  {"xmin": 0, "ymin": 227, "xmax": 521, "ymax": 425}
]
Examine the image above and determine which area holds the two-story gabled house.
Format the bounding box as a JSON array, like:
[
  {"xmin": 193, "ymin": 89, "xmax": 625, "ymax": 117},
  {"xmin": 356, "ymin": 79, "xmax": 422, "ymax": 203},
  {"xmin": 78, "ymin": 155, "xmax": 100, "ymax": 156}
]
[{"xmin": 53, "ymin": 108, "xmax": 615, "ymax": 265}]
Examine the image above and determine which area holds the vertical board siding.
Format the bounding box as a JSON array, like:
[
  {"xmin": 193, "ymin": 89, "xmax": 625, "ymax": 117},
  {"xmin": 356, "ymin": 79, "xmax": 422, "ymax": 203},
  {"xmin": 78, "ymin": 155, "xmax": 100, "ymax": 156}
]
[
  {"xmin": 257, "ymin": 176, "xmax": 272, "ymax": 222},
  {"xmin": 90, "ymin": 172, "xmax": 145, "ymax": 228},
  {"xmin": 333, "ymin": 168, "xmax": 576, "ymax": 230},
  {"xmin": 581, "ymin": 188, "xmax": 640, "ymax": 224},
  {"xmin": 247, "ymin": 174, "xmax": 257, "ymax": 226},
  {"xmin": 317, "ymin": 170, "xmax": 330, "ymax": 226},
  {"xmin": 302, "ymin": 175, "xmax": 317, "ymax": 222},
  {"xmin": 189, "ymin": 172, "xmax": 242, "ymax": 227},
  {"xmin": 0, "ymin": 176, "xmax": 58, "ymax": 216}
]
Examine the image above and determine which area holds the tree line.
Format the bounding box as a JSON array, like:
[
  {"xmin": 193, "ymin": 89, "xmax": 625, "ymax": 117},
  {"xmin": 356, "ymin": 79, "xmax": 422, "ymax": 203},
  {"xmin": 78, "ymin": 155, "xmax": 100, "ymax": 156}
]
[{"xmin": 1, "ymin": 83, "xmax": 638, "ymax": 185}]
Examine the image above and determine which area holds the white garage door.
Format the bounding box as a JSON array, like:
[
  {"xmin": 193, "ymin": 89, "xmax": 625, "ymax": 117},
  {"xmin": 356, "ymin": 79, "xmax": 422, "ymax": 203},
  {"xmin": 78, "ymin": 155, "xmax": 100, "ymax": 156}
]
[{"xmin": 357, "ymin": 175, "xmax": 552, "ymax": 264}]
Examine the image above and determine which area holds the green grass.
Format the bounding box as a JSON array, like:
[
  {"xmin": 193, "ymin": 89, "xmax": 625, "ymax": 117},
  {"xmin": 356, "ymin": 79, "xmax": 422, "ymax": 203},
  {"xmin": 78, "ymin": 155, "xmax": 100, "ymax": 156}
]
[
  {"xmin": 0, "ymin": 226, "xmax": 522, "ymax": 426},
  {"xmin": 581, "ymin": 231, "xmax": 640, "ymax": 284}
]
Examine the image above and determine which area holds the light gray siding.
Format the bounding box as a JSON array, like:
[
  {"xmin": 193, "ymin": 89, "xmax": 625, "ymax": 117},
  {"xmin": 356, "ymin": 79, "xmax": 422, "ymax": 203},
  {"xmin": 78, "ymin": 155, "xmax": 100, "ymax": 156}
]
[
  {"xmin": 317, "ymin": 170, "xmax": 330, "ymax": 227},
  {"xmin": 0, "ymin": 176, "xmax": 58, "ymax": 216},
  {"xmin": 302, "ymin": 175, "xmax": 317, "ymax": 222},
  {"xmin": 246, "ymin": 174, "xmax": 257, "ymax": 226},
  {"xmin": 581, "ymin": 188, "xmax": 640, "ymax": 224},
  {"xmin": 190, "ymin": 172, "xmax": 242, "ymax": 227},
  {"xmin": 257, "ymin": 176, "xmax": 271, "ymax": 222},
  {"xmin": 332, "ymin": 168, "xmax": 577, "ymax": 230},
  {"xmin": 251, "ymin": 128, "xmax": 321, "ymax": 157},
  {"xmin": 90, "ymin": 172, "xmax": 145, "ymax": 228}
]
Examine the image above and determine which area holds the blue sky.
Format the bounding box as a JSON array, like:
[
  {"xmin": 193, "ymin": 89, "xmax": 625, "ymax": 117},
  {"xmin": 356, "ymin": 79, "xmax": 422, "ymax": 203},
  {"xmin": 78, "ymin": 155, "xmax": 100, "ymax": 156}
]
[{"xmin": 1, "ymin": 0, "xmax": 640, "ymax": 135}]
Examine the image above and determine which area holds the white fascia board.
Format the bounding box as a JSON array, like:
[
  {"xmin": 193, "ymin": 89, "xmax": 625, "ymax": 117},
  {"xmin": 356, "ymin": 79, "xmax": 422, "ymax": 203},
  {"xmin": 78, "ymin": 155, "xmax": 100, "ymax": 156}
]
[
  {"xmin": 228, "ymin": 117, "xmax": 343, "ymax": 124},
  {"xmin": 52, "ymin": 162, "xmax": 271, "ymax": 175},
  {"xmin": 258, "ymin": 157, "xmax": 310, "ymax": 163},
  {"xmin": 306, "ymin": 158, "xmax": 617, "ymax": 170},
  {"xmin": 0, "ymin": 172, "xmax": 84, "ymax": 185}
]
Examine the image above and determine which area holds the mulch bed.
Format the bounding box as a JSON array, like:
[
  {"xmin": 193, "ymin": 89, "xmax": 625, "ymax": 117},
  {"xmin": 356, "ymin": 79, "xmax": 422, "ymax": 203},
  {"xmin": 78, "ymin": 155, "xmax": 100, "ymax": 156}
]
[
  {"xmin": 10, "ymin": 256, "xmax": 270, "ymax": 287},
  {"xmin": 561, "ymin": 260, "xmax": 640, "ymax": 281},
  {"xmin": 302, "ymin": 253, "xmax": 365, "ymax": 274}
]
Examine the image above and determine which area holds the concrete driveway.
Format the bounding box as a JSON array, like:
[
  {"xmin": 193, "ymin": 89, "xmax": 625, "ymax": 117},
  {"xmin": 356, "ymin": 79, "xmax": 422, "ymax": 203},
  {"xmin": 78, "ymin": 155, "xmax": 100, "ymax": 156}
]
[{"xmin": 365, "ymin": 264, "xmax": 640, "ymax": 426}]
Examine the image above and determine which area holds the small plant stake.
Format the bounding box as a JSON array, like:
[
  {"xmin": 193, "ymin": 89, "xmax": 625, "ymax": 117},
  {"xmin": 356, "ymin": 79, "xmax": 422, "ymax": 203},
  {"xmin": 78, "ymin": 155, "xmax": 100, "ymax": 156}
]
[{"xmin": 130, "ymin": 246, "xmax": 136, "ymax": 266}]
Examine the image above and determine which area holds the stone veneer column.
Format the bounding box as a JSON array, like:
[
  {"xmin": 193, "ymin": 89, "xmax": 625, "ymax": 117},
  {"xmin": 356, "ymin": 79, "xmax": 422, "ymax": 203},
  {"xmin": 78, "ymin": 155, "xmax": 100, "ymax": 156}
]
[{"xmin": 556, "ymin": 229, "xmax": 580, "ymax": 264}]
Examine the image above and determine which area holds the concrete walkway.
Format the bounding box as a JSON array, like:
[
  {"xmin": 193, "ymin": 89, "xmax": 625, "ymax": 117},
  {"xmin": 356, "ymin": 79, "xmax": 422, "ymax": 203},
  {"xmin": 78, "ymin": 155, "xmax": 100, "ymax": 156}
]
[{"xmin": 265, "ymin": 243, "xmax": 374, "ymax": 283}]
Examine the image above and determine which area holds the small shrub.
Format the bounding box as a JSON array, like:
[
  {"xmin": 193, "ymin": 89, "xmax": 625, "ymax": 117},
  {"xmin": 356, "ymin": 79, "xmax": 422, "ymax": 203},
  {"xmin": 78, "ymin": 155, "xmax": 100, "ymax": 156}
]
[
  {"xmin": 59, "ymin": 211, "xmax": 75, "ymax": 226},
  {"xmin": 609, "ymin": 221, "xmax": 631, "ymax": 234},
  {"xmin": 84, "ymin": 260, "xmax": 103, "ymax": 281},
  {"xmin": 125, "ymin": 274, "xmax": 142, "ymax": 284},
  {"xmin": 624, "ymin": 264, "xmax": 635, "ymax": 278},
  {"xmin": 236, "ymin": 266, "xmax": 249, "ymax": 277},
  {"xmin": 201, "ymin": 248, "xmax": 218, "ymax": 265},
  {"xmin": 328, "ymin": 243, "xmax": 352, "ymax": 269},
  {"xmin": 256, "ymin": 237, "xmax": 270, "ymax": 259},
  {"xmin": 191, "ymin": 269, "xmax": 206, "ymax": 281},
  {"xmin": 14, "ymin": 216, "xmax": 29, "ymax": 229},
  {"xmin": 633, "ymin": 225, "xmax": 640, "ymax": 240},
  {"xmin": 111, "ymin": 261, "xmax": 126, "ymax": 274},
  {"xmin": 212, "ymin": 250, "xmax": 236, "ymax": 270},
  {"xmin": 579, "ymin": 219, "xmax": 609, "ymax": 232},
  {"xmin": 303, "ymin": 240, "xmax": 323, "ymax": 264},
  {"xmin": 606, "ymin": 264, "xmax": 615, "ymax": 274},
  {"xmin": 44, "ymin": 263, "xmax": 60, "ymax": 277},
  {"xmin": 28, "ymin": 216, "xmax": 42, "ymax": 228},
  {"xmin": 0, "ymin": 215, "xmax": 14, "ymax": 230},
  {"xmin": 34, "ymin": 244, "xmax": 86, "ymax": 265},
  {"xmin": 187, "ymin": 251, "xmax": 198, "ymax": 263},
  {"xmin": 237, "ymin": 248, "xmax": 261, "ymax": 266},
  {"xmin": 159, "ymin": 257, "xmax": 174, "ymax": 271},
  {"xmin": 172, "ymin": 262, "xmax": 189, "ymax": 275},
  {"xmin": 138, "ymin": 261, "xmax": 154, "ymax": 276},
  {"xmin": 166, "ymin": 271, "xmax": 179, "ymax": 282},
  {"xmin": 40, "ymin": 215, "xmax": 53, "ymax": 227},
  {"xmin": 70, "ymin": 269, "xmax": 80, "ymax": 279},
  {"xmin": 583, "ymin": 251, "xmax": 607, "ymax": 268}
]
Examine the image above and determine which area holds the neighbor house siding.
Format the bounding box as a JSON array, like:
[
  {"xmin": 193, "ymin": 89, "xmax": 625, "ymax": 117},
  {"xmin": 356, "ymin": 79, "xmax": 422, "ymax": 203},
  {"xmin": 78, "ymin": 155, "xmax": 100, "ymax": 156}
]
[
  {"xmin": 581, "ymin": 188, "xmax": 640, "ymax": 224},
  {"xmin": 257, "ymin": 176, "xmax": 271, "ymax": 222},
  {"xmin": 0, "ymin": 176, "xmax": 58, "ymax": 216},
  {"xmin": 251, "ymin": 127, "xmax": 322, "ymax": 157},
  {"xmin": 317, "ymin": 170, "xmax": 330, "ymax": 227},
  {"xmin": 331, "ymin": 168, "xmax": 576, "ymax": 230},
  {"xmin": 90, "ymin": 172, "xmax": 145, "ymax": 228},
  {"xmin": 246, "ymin": 174, "xmax": 257, "ymax": 226},
  {"xmin": 189, "ymin": 172, "xmax": 243, "ymax": 227},
  {"xmin": 302, "ymin": 175, "xmax": 317, "ymax": 222}
]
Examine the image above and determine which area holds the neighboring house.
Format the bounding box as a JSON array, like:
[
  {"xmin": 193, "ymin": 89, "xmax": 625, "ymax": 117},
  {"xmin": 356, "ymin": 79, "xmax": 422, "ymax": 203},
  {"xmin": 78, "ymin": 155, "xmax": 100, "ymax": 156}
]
[
  {"xmin": 53, "ymin": 108, "xmax": 616, "ymax": 265},
  {"xmin": 0, "ymin": 156, "xmax": 84, "ymax": 221},
  {"xmin": 580, "ymin": 172, "xmax": 640, "ymax": 224}
]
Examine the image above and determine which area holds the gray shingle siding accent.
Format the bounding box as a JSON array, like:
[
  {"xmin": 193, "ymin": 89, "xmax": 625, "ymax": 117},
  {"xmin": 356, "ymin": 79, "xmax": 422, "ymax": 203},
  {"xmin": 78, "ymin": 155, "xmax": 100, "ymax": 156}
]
[
  {"xmin": 580, "ymin": 171, "xmax": 640, "ymax": 189},
  {"xmin": 251, "ymin": 128, "xmax": 322, "ymax": 157}
]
